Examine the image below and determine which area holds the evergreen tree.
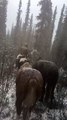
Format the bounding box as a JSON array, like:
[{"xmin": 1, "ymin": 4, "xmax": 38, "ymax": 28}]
[
  {"xmin": 29, "ymin": 14, "xmax": 33, "ymax": 34},
  {"xmin": 11, "ymin": 24, "xmax": 15, "ymax": 39},
  {"xmin": 35, "ymin": 0, "xmax": 52, "ymax": 59},
  {"xmin": 57, "ymin": 8, "xmax": 67, "ymax": 69},
  {"xmin": 0, "ymin": 0, "xmax": 7, "ymax": 77},
  {"xmin": 51, "ymin": 4, "xmax": 65, "ymax": 65},
  {"xmin": 51, "ymin": 6, "xmax": 57, "ymax": 41},
  {"xmin": 0, "ymin": 0, "xmax": 7, "ymax": 45},
  {"xmin": 10, "ymin": 24, "xmax": 15, "ymax": 45},
  {"xmin": 22, "ymin": 0, "xmax": 31, "ymax": 44},
  {"xmin": 23, "ymin": 0, "xmax": 30, "ymax": 32},
  {"xmin": 14, "ymin": 0, "xmax": 22, "ymax": 49},
  {"xmin": 27, "ymin": 14, "xmax": 33, "ymax": 48},
  {"xmin": 55, "ymin": 4, "xmax": 65, "ymax": 41},
  {"xmin": 16, "ymin": 0, "xmax": 22, "ymax": 31}
]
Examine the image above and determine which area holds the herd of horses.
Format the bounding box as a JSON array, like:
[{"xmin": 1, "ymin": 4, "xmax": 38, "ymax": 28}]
[{"xmin": 15, "ymin": 54, "xmax": 59, "ymax": 120}]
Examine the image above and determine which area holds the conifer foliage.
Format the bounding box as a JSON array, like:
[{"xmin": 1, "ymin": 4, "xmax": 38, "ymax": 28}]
[
  {"xmin": 27, "ymin": 14, "xmax": 33, "ymax": 48},
  {"xmin": 0, "ymin": 0, "xmax": 7, "ymax": 45},
  {"xmin": 35, "ymin": 0, "xmax": 52, "ymax": 59},
  {"xmin": 23, "ymin": 0, "xmax": 30, "ymax": 32},
  {"xmin": 57, "ymin": 8, "xmax": 67, "ymax": 69},
  {"xmin": 51, "ymin": 4, "xmax": 65, "ymax": 66},
  {"xmin": 14, "ymin": 0, "xmax": 22, "ymax": 49},
  {"xmin": 51, "ymin": 6, "xmax": 57, "ymax": 41}
]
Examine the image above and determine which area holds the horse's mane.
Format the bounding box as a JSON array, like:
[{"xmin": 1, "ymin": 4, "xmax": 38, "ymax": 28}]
[{"xmin": 20, "ymin": 62, "xmax": 32, "ymax": 69}]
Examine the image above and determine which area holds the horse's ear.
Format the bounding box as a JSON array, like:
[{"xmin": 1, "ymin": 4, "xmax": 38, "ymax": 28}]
[{"xmin": 16, "ymin": 54, "xmax": 23, "ymax": 60}]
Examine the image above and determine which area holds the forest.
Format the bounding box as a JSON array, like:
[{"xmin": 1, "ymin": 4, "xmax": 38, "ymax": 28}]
[{"xmin": 0, "ymin": 0, "xmax": 67, "ymax": 120}]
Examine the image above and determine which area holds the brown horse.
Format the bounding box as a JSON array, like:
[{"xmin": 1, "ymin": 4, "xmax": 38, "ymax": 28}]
[{"xmin": 16, "ymin": 57, "xmax": 43, "ymax": 120}]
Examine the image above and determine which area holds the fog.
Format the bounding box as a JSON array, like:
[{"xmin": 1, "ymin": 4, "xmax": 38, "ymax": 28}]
[
  {"xmin": 0, "ymin": 1, "xmax": 67, "ymax": 120},
  {"xmin": 7, "ymin": 0, "xmax": 67, "ymax": 31}
]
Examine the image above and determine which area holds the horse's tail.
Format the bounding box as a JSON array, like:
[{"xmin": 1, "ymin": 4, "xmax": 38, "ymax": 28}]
[{"xmin": 23, "ymin": 79, "xmax": 37, "ymax": 108}]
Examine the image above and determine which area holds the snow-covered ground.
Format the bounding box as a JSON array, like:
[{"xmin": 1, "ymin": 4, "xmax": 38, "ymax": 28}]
[{"xmin": 0, "ymin": 75, "xmax": 67, "ymax": 120}]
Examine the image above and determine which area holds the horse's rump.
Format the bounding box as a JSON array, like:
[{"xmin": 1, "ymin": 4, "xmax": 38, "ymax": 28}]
[{"xmin": 16, "ymin": 67, "xmax": 43, "ymax": 107}]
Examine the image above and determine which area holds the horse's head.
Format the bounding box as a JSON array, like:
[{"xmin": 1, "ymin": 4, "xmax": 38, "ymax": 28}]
[
  {"xmin": 16, "ymin": 54, "xmax": 28, "ymax": 69},
  {"xmin": 19, "ymin": 58, "xmax": 29, "ymax": 68}
]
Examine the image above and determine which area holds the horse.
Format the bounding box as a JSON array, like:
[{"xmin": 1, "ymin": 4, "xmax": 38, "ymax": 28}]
[
  {"xmin": 16, "ymin": 54, "xmax": 25, "ymax": 69},
  {"xmin": 15, "ymin": 55, "xmax": 43, "ymax": 120},
  {"xmin": 32, "ymin": 60, "xmax": 59, "ymax": 104}
]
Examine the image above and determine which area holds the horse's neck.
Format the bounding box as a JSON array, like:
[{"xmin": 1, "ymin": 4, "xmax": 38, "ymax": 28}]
[{"xmin": 20, "ymin": 62, "xmax": 32, "ymax": 69}]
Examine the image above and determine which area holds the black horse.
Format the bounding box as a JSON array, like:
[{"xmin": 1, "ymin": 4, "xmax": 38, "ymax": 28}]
[{"xmin": 32, "ymin": 60, "xmax": 59, "ymax": 104}]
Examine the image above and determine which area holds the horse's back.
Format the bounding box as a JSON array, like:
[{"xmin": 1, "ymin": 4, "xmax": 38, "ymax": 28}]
[
  {"xmin": 16, "ymin": 67, "xmax": 43, "ymax": 99},
  {"xmin": 33, "ymin": 60, "xmax": 58, "ymax": 75}
]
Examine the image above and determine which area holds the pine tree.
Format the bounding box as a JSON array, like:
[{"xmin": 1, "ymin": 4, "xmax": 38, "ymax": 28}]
[
  {"xmin": 14, "ymin": 0, "xmax": 22, "ymax": 49},
  {"xmin": 63, "ymin": 8, "xmax": 67, "ymax": 51},
  {"xmin": 0, "ymin": 0, "xmax": 7, "ymax": 78},
  {"xmin": 57, "ymin": 8, "xmax": 67, "ymax": 69},
  {"xmin": 23, "ymin": 0, "xmax": 30, "ymax": 32},
  {"xmin": 55, "ymin": 4, "xmax": 65, "ymax": 42},
  {"xmin": 27, "ymin": 14, "xmax": 33, "ymax": 48},
  {"xmin": 51, "ymin": 4, "xmax": 65, "ymax": 65},
  {"xmin": 29, "ymin": 14, "xmax": 33, "ymax": 34},
  {"xmin": 0, "ymin": 0, "xmax": 7, "ymax": 45},
  {"xmin": 22, "ymin": 0, "xmax": 31, "ymax": 44},
  {"xmin": 35, "ymin": 0, "xmax": 52, "ymax": 59},
  {"xmin": 51, "ymin": 6, "xmax": 57, "ymax": 41},
  {"xmin": 16, "ymin": 0, "xmax": 22, "ymax": 31},
  {"xmin": 10, "ymin": 24, "xmax": 15, "ymax": 45}
]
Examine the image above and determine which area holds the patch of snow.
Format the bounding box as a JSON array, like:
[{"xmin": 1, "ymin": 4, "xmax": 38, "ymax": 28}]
[
  {"xmin": 42, "ymin": 113, "xmax": 47, "ymax": 120},
  {"xmin": 6, "ymin": 83, "xmax": 15, "ymax": 108}
]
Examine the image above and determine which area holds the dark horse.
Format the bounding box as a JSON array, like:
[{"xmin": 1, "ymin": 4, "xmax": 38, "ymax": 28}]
[
  {"xmin": 16, "ymin": 55, "xmax": 43, "ymax": 120},
  {"xmin": 32, "ymin": 60, "xmax": 59, "ymax": 104}
]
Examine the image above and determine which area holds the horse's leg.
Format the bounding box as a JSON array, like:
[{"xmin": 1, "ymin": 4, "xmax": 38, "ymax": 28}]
[
  {"xmin": 16, "ymin": 97, "xmax": 22, "ymax": 116},
  {"xmin": 39, "ymin": 84, "xmax": 45, "ymax": 102},
  {"xmin": 23, "ymin": 107, "xmax": 31, "ymax": 120},
  {"xmin": 44, "ymin": 83, "xmax": 51, "ymax": 103},
  {"xmin": 50, "ymin": 81, "xmax": 57, "ymax": 103}
]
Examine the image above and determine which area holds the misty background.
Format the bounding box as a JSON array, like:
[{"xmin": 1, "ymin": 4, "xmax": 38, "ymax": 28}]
[
  {"xmin": 0, "ymin": 0, "xmax": 67, "ymax": 81},
  {"xmin": 0, "ymin": 0, "xmax": 67, "ymax": 120},
  {"xmin": 7, "ymin": 0, "xmax": 67, "ymax": 33}
]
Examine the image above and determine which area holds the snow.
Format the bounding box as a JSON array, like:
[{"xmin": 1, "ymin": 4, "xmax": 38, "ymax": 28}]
[{"xmin": 1, "ymin": 75, "xmax": 67, "ymax": 120}]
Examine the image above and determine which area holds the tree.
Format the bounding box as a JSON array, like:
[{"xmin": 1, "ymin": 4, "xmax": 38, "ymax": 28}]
[
  {"xmin": 23, "ymin": 0, "xmax": 31, "ymax": 43},
  {"xmin": 51, "ymin": 6, "xmax": 57, "ymax": 41},
  {"xmin": 14, "ymin": 0, "xmax": 22, "ymax": 49},
  {"xmin": 57, "ymin": 8, "xmax": 67, "ymax": 69},
  {"xmin": 51, "ymin": 4, "xmax": 65, "ymax": 66},
  {"xmin": 23, "ymin": 0, "xmax": 30, "ymax": 32},
  {"xmin": 27, "ymin": 14, "xmax": 33, "ymax": 48},
  {"xmin": 0, "ymin": 0, "xmax": 7, "ymax": 45},
  {"xmin": 35, "ymin": 0, "xmax": 52, "ymax": 59},
  {"xmin": 0, "ymin": 0, "xmax": 7, "ymax": 77}
]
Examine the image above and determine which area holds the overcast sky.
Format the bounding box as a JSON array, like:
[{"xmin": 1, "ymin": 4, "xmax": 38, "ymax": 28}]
[{"xmin": 7, "ymin": 0, "xmax": 67, "ymax": 31}]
